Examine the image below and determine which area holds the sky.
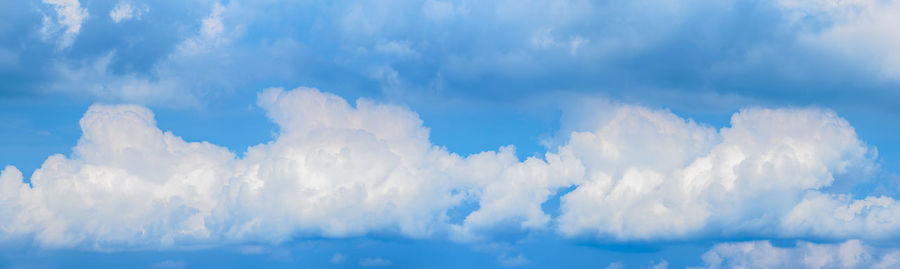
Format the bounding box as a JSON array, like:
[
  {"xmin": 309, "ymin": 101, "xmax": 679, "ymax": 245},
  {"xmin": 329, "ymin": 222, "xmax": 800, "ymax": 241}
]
[{"xmin": 1, "ymin": 0, "xmax": 900, "ymax": 268}]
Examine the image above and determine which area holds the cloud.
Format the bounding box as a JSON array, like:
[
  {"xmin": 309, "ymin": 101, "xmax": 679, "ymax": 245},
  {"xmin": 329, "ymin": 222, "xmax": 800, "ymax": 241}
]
[
  {"xmin": 45, "ymin": 52, "xmax": 192, "ymax": 107},
  {"xmin": 177, "ymin": 2, "xmax": 232, "ymax": 55},
  {"xmin": 0, "ymin": 87, "xmax": 894, "ymax": 249},
  {"xmin": 358, "ymin": 257, "xmax": 392, "ymax": 267},
  {"xmin": 497, "ymin": 253, "xmax": 531, "ymax": 267},
  {"xmin": 781, "ymin": 193, "xmax": 900, "ymax": 240},
  {"xmin": 650, "ymin": 260, "xmax": 669, "ymax": 269},
  {"xmin": 110, "ymin": 1, "xmax": 147, "ymax": 23},
  {"xmin": 330, "ymin": 253, "xmax": 346, "ymax": 264},
  {"xmin": 0, "ymin": 104, "xmax": 235, "ymax": 248},
  {"xmin": 374, "ymin": 40, "xmax": 419, "ymax": 58},
  {"xmin": 693, "ymin": 240, "xmax": 900, "ymax": 269},
  {"xmin": 40, "ymin": 0, "xmax": 88, "ymax": 49},
  {"xmin": 151, "ymin": 260, "xmax": 185, "ymax": 269},
  {"xmin": 555, "ymin": 102, "xmax": 878, "ymax": 240},
  {"xmin": 605, "ymin": 261, "xmax": 624, "ymax": 269},
  {"xmin": 11, "ymin": 0, "xmax": 900, "ymax": 112},
  {"xmin": 780, "ymin": 0, "xmax": 900, "ymax": 81}
]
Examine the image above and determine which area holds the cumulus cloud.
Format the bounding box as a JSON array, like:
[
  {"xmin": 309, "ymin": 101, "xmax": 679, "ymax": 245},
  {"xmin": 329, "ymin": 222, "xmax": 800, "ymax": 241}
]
[
  {"xmin": 694, "ymin": 240, "xmax": 900, "ymax": 269},
  {"xmin": 781, "ymin": 193, "xmax": 900, "ymax": 240},
  {"xmin": 0, "ymin": 87, "xmax": 895, "ymax": 249},
  {"xmin": 556, "ymin": 104, "xmax": 879, "ymax": 240},
  {"xmin": 40, "ymin": 0, "xmax": 88, "ymax": 49},
  {"xmin": 0, "ymin": 104, "xmax": 235, "ymax": 247}
]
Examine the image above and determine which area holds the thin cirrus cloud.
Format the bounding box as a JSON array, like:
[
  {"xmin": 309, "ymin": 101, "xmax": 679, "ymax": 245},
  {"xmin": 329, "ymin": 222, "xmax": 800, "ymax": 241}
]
[{"xmin": 0, "ymin": 86, "xmax": 894, "ymax": 249}]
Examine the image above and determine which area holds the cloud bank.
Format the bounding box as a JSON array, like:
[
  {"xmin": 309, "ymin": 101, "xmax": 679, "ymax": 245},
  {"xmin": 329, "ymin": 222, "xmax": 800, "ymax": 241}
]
[{"xmin": 0, "ymin": 87, "xmax": 895, "ymax": 249}]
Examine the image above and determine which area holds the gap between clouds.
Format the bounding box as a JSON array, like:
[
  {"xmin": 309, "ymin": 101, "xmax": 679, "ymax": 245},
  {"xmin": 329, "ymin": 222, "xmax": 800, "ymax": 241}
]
[{"xmin": 0, "ymin": 87, "xmax": 897, "ymax": 249}]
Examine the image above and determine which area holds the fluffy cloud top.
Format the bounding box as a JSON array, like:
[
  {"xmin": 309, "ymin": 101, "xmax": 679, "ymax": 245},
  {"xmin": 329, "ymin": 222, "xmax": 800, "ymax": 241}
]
[
  {"xmin": 0, "ymin": 87, "xmax": 895, "ymax": 249},
  {"xmin": 556, "ymin": 104, "xmax": 877, "ymax": 240}
]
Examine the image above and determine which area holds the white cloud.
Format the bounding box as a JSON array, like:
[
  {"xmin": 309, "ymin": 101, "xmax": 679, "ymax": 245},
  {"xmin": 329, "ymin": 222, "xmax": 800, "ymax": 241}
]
[
  {"xmin": 0, "ymin": 87, "xmax": 552, "ymax": 247},
  {"xmin": 47, "ymin": 52, "xmax": 193, "ymax": 107},
  {"xmin": 225, "ymin": 87, "xmax": 463, "ymax": 240},
  {"xmin": 375, "ymin": 40, "xmax": 419, "ymax": 58},
  {"xmin": 0, "ymin": 104, "xmax": 235, "ymax": 248},
  {"xmin": 650, "ymin": 260, "xmax": 669, "ymax": 269},
  {"xmin": 497, "ymin": 253, "xmax": 531, "ymax": 267},
  {"xmin": 694, "ymin": 240, "xmax": 900, "ymax": 269},
  {"xmin": 605, "ymin": 262, "xmax": 624, "ymax": 269},
  {"xmin": 530, "ymin": 28, "xmax": 591, "ymax": 56},
  {"xmin": 569, "ymin": 36, "xmax": 588, "ymax": 56},
  {"xmin": 177, "ymin": 2, "xmax": 231, "ymax": 55},
  {"xmin": 110, "ymin": 1, "xmax": 147, "ymax": 23},
  {"xmin": 359, "ymin": 257, "xmax": 392, "ymax": 267},
  {"xmin": 531, "ymin": 28, "xmax": 558, "ymax": 49},
  {"xmin": 0, "ymin": 87, "xmax": 895, "ymax": 249},
  {"xmin": 779, "ymin": 0, "xmax": 900, "ymax": 81},
  {"xmin": 556, "ymin": 104, "xmax": 877, "ymax": 240},
  {"xmin": 781, "ymin": 192, "xmax": 900, "ymax": 240},
  {"xmin": 151, "ymin": 260, "xmax": 185, "ymax": 269},
  {"xmin": 40, "ymin": 0, "xmax": 88, "ymax": 49},
  {"xmin": 331, "ymin": 253, "xmax": 347, "ymax": 264}
]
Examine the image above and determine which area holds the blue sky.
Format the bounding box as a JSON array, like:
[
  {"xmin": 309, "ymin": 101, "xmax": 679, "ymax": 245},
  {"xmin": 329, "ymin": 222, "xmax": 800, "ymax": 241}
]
[{"xmin": 2, "ymin": 0, "xmax": 900, "ymax": 268}]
